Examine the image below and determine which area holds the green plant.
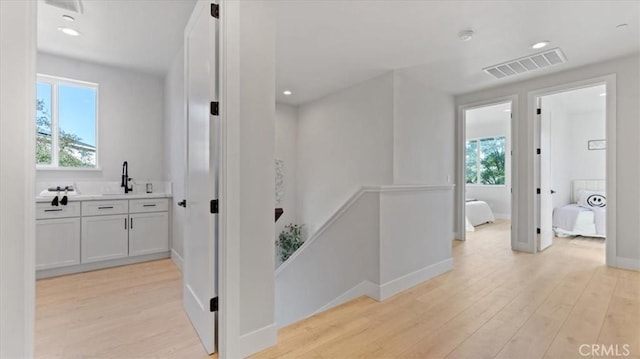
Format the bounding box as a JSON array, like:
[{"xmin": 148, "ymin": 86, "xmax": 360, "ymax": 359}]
[
  {"xmin": 36, "ymin": 98, "xmax": 94, "ymax": 167},
  {"xmin": 276, "ymin": 223, "xmax": 304, "ymax": 262}
]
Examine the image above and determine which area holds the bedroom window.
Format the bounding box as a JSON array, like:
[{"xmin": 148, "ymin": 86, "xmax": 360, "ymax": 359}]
[
  {"xmin": 36, "ymin": 75, "xmax": 98, "ymax": 169},
  {"xmin": 466, "ymin": 136, "xmax": 506, "ymax": 185}
]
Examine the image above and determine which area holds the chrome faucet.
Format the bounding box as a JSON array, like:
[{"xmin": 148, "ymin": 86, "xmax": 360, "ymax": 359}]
[{"xmin": 121, "ymin": 161, "xmax": 133, "ymax": 193}]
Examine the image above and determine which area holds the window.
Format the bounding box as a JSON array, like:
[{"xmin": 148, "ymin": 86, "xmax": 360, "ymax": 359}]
[
  {"xmin": 36, "ymin": 75, "xmax": 98, "ymax": 169},
  {"xmin": 466, "ymin": 136, "xmax": 506, "ymax": 185}
]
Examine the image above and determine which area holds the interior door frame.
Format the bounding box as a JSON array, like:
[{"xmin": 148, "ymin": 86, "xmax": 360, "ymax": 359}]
[
  {"xmin": 456, "ymin": 95, "xmax": 518, "ymax": 251},
  {"xmin": 528, "ymin": 74, "xmax": 617, "ymax": 264},
  {"xmin": 217, "ymin": 0, "xmax": 242, "ymax": 357}
]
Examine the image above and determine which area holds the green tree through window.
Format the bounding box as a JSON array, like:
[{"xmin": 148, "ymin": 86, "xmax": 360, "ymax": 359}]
[{"xmin": 466, "ymin": 137, "xmax": 506, "ymax": 185}]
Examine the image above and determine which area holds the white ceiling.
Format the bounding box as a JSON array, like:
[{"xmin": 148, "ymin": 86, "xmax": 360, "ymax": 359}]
[
  {"xmin": 542, "ymin": 84, "xmax": 607, "ymax": 115},
  {"xmin": 38, "ymin": 0, "xmax": 196, "ymax": 76},
  {"xmin": 276, "ymin": 1, "xmax": 640, "ymax": 105}
]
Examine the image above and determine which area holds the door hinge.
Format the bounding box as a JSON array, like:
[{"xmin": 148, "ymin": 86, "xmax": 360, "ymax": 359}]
[
  {"xmin": 536, "ymin": 188, "xmax": 541, "ymax": 194},
  {"xmin": 210, "ymin": 296, "xmax": 218, "ymax": 312},
  {"xmin": 210, "ymin": 199, "xmax": 219, "ymax": 214},
  {"xmin": 536, "ymin": 108, "xmax": 541, "ymax": 115},
  {"xmin": 536, "ymin": 148, "xmax": 541, "ymax": 155},
  {"xmin": 210, "ymin": 101, "xmax": 219, "ymax": 116},
  {"xmin": 211, "ymin": 3, "xmax": 219, "ymax": 18},
  {"xmin": 537, "ymin": 227, "xmax": 541, "ymax": 234}
]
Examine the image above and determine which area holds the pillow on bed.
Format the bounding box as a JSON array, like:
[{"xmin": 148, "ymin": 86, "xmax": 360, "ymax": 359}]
[{"xmin": 577, "ymin": 190, "xmax": 606, "ymax": 208}]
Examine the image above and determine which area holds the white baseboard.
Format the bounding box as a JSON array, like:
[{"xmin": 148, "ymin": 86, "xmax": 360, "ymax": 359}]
[
  {"xmin": 615, "ymin": 256, "xmax": 640, "ymax": 271},
  {"xmin": 171, "ymin": 248, "xmax": 183, "ymax": 271},
  {"xmin": 311, "ymin": 280, "xmax": 379, "ymax": 317},
  {"xmin": 513, "ymin": 241, "xmax": 535, "ymax": 253},
  {"xmin": 494, "ymin": 213, "xmax": 511, "ymax": 220},
  {"xmin": 36, "ymin": 252, "xmax": 170, "ymax": 279},
  {"xmin": 238, "ymin": 322, "xmax": 278, "ymax": 358},
  {"xmin": 378, "ymin": 258, "xmax": 453, "ymax": 301},
  {"xmin": 292, "ymin": 259, "xmax": 454, "ymax": 329}
]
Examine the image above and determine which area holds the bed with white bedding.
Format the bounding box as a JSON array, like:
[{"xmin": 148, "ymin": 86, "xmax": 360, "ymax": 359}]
[
  {"xmin": 466, "ymin": 199, "xmax": 495, "ymax": 229},
  {"xmin": 552, "ymin": 180, "xmax": 606, "ymax": 238}
]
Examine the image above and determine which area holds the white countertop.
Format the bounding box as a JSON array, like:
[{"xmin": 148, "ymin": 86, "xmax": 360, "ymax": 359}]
[{"xmin": 36, "ymin": 193, "xmax": 173, "ymax": 203}]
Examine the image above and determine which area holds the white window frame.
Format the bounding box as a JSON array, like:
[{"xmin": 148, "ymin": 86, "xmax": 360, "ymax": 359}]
[
  {"xmin": 466, "ymin": 135, "xmax": 506, "ymax": 186},
  {"xmin": 36, "ymin": 74, "xmax": 100, "ymax": 170}
]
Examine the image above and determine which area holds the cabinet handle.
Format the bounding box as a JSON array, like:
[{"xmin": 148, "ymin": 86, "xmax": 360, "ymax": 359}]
[
  {"xmin": 125, "ymin": 218, "xmax": 127, "ymax": 230},
  {"xmin": 44, "ymin": 209, "xmax": 63, "ymax": 212},
  {"xmin": 130, "ymin": 217, "xmax": 133, "ymax": 229},
  {"xmin": 98, "ymin": 206, "xmax": 114, "ymax": 209},
  {"xmin": 143, "ymin": 204, "xmax": 157, "ymax": 207}
]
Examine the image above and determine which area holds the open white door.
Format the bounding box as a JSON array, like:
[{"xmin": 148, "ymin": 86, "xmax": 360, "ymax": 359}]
[
  {"xmin": 538, "ymin": 100, "xmax": 554, "ymax": 251},
  {"xmin": 184, "ymin": 1, "xmax": 218, "ymax": 354}
]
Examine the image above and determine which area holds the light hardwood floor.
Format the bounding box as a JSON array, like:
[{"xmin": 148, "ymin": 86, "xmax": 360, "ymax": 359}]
[
  {"xmin": 35, "ymin": 259, "xmax": 212, "ymax": 359},
  {"xmin": 253, "ymin": 220, "xmax": 639, "ymax": 359},
  {"xmin": 36, "ymin": 221, "xmax": 639, "ymax": 358}
]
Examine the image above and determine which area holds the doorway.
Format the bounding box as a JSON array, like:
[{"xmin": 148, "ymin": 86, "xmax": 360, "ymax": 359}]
[
  {"xmin": 459, "ymin": 100, "xmax": 514, "ymax": 246},
  {"xmin": 33, "ymin": 0, "xmax": 218, "ymax": 357},
  {"xmin": 535, "ymin": 84, "xmax": 607, "ymax": 257}
]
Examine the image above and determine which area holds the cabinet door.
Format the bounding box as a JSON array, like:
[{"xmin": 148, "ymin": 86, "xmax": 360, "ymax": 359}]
[
  {"xmin": 81, "ymin": 214, "xmax": 129, "ymax": 263},
  {"xmin": 36, "ymin": 218, "xmax": 81, "ymax": 270},
  {"xmin": 129, "ymin": 212, "xmax": 169, "ymax": 256}
]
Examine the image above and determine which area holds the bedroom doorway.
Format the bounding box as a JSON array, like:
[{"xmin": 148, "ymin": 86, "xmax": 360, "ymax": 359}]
[
  {"xmin": 462, "ymin": 101, "xmax": 513, "ymax": 245},
  {"xmin": 536, "ymin": 84, "xmax": 607, "ymax": 255}
]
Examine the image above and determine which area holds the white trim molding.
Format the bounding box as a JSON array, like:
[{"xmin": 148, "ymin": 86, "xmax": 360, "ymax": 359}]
[
  {"xmin": 0, "ymin": 1, "xmax": 37, "ymax": 357},
  {"xmin": 238, "ymin": 323, "xmax": 278, "ymax": 358},
  {"xmin": 378, "ymin": 258, "xmax": 453, "ymax": 301},
  {"xmin": 615, "ymin": 257, "xmax": 640, "ymax": 272},
  {"xmin": 456, "ymin": 95, "xmax": 518, "ymax": 250},
  {"xmin": 171, "ymin": 249, "xmax": 184, "ymax": 271},
  {"xmin": 527, "ymin": 74, "xmax": 617, "ymax": 264}
]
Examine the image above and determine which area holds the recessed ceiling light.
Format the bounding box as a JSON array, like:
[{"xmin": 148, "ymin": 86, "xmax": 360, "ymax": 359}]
[
  {"xmin": 600, "ymin": 93, "xmax": 606, "ymax": 97},
  {"xmin": 283, "ymin": 90, "xmax": 292, "ymax": 96},
  {"xmin": 62, "ymin": 15, "xmax": 75, "ymax": 22},
  {"xmin": 458, "ymin": 30, "xmax": 474, "ymax": 42},
  {"xmin": 531, "ymin": 41, "xmax": 550, "ymax": 49},
  {"xmin": 503, "ymin": 109, "xmax": 511, "ymax": 112},
  {"xmin": 58, "ymin": 27, "xmax": 80, "ymax": 36}
]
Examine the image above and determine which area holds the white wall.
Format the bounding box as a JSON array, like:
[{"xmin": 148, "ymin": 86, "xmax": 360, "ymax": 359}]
[
  {"xmin": 296, "ymin": 73, "xmax": 394, "ymax": 236},
  {"xmin": 164, "ymin": 48, "xmax": 185, "ymax": 261},
  {"xmin": 36, "ymin": 53, "xmax": 165, "ymax": 183},
  {"xmin": 275, "ymin": 103, "xmax": 298, "ymax": 245},
  {"xmin": 276, "ymin": 186, "xmax": 453, "ymax": 327},
  {"xmin": 456, "ymin": 54, "xmax": 640, "ymax": 268},
  {"xmin": 568, "ymin": 111, "xmax": 606, "ymax": 180},
  {"xmin": 465, "ymin": 105, "xmax": 511, "ymax": 218},
  {"xmin": 0, "ymin": 1, "xmax": 36, "ymax": 357},
  {"xmin": 393, "ymin": 70, "xmax": 455, "ymax": 185}
]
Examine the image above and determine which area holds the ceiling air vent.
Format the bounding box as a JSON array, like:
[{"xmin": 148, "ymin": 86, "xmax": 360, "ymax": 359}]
[
  {"xmin": 483, "ymin": 48, "xmax": 567, "ymax": 79},
  {"xmin": 43, "ymin": 0, "xmax": 84, "ymax": 14}
]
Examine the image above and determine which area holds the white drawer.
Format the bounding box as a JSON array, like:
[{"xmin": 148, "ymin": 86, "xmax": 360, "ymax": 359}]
[
  {"xmin": 36, "ymin": 202, "xmax": 80, "ymax": 219},
  {"xmin": 129, "ymin": 198, "xmax": 169, "ymax": 213},
  {"xmin": 82, "ymin": 200, "xmax": 128, "ymax": 216}
]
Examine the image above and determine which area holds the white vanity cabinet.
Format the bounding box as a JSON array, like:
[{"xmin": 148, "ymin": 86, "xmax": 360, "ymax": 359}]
[
  {"xmin": 128, "ymin": 199, "xmax": 169, "ymax": 256},
  {"xmin": 81, "ymin": 214, "xmax": 130, "ymax": 263},
  {"xmin": 35, "ymin": 202, "xmax": 81, "ymax": 270},
  {"xmin": 81, "ymin": 200, "xmax": 129, "ymax": 263},
  {"xmin": 36, "ymin": 196, "xmax": 171, "ymax": 278}
]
